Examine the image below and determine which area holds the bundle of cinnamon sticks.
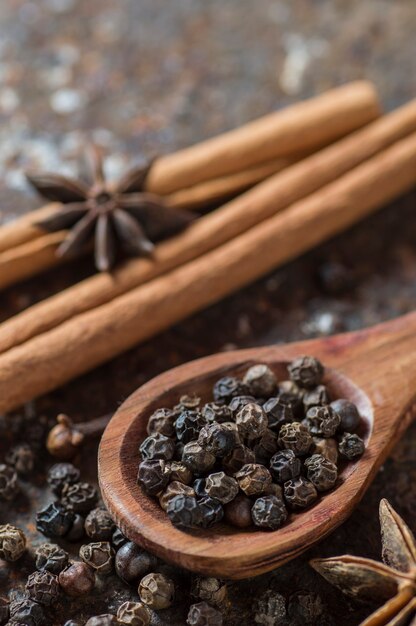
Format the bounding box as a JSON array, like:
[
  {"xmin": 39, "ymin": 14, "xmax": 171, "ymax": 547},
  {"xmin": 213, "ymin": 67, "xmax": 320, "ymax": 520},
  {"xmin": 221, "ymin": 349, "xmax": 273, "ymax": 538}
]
[{"xmin": 1, "ymin": 81, "xmax": 415, "ymax": 414}]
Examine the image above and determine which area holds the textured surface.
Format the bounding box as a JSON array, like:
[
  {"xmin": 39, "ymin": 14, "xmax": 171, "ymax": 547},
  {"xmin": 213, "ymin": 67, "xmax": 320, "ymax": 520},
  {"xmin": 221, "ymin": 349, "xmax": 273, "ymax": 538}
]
[{"xmin": 0, "ymin": 1, "xmax": 416, "ymax": 624}]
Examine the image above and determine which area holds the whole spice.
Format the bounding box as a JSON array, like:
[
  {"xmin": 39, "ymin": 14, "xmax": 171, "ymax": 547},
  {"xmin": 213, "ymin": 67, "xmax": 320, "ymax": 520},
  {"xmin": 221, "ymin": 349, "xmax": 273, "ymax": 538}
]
[
  {"xmin": 26, "ymin": 570, "xmax": 60, "ymax": 606},
  {"xmin": 167, "ymin": 494, "xmax": 202, "ymax": 529},
  {"xmin": 182, "ymin": 441, "xmax": 216, "ymax": 474},
  {"xmin": 228, "ymin": 395, "xmax": 256, "ymax": 417},
  {"xmin": 278, "ymin": 422, "xmax": 312, "ymax": 456},
  {"xmin": 192, "ymin": 577, "xmax": 228, "ymax": 608},
  {"xmin": 159, "ymin": 481, "xmax": 195, "ymax": 511},
  {"xmin": 168, "ymin": 461, "xmax": 193, "ymax": 485},
  {"xmin": 187, "ymin": 601, "xmax": 223, "ymax": 625},
  {"xmin": 304, "ymin": 405, "xmax": 340, "ymax": 437},
  {"xmin": 61, "ymin": 481, "xmax": 98, "ymax": 513},
  {"xmin": 0, "ymin": 464, "xmax": 19, "ymax": 501},
  {"xmin": 254, "ymin": 589, "xmax": 287, "ymax": 625},
  {"xmin": 79, "ymin": 541, "xmax": 115, "ymax": 574},
  {"xmin": 263, "ymin": 395, "xmax": 296, "ymax": 430},
  {"xmin": 205, "ymin": 472, "xmax": 239, "ymax": 504},
  {"xmin": 175, "ymin": 410, "xmax": 207, "ymax": 444},
  {"xmin": 47, "ymin": 462, "xmax": 81, "ymax": 496},
  {"xmin": 28, "ymin": 144, "xmax": 193, "ymax": 271},
  {"xmin": 35, "ymin": 542, "xmax": 69, "ymax": 574},
  {"xmin": 9, "ymin": 598, "xmax": 46, "ymax": 626},
  {"xmin": 287, "ymin": 590, "xmax": 325, "ymax": 624},
  {"xmin": 338, "ymin": 433, "xmax": 365, "ymax": 459},
  {"xmin": 303, "ymin": 385, "xmax": 330, "ymax": 410},
  {"xmin": 112, "ymin": 527, "xmax": 128, "ymax": 549},
  {"xmin": 5, "ymin": 443, "xmax": 34, "ymax": 475},
  {"xmin": 139, "ymin": 572, "xmax": 175, "ymax": 610},
  {"xmin": 202, "ymin": 402, "xmax": 233, "ymax": 424},
  {"xmin": 251, "ymin": 495, "xmax": 288, "ymax": 530},
  {"xmin": 284, "ymin": 477, "xmax": 318, "ymax": 510},
  {"xmin": 193, "ymin": 478, "xmax": 207, "ymax": 498},
  {"xmin": 288, "ymin": 356, "xmax": 324, "ymax": 388},
  {"xmin": 67, "ymin": 513, "xmax": 85, "ymax": 542},
  {"xmin": 198, "ymin": 423, "xmax": 238, "ymax": 457},
  {"xmin": 235, "ymin": 464, "xmax": 272, "ymax": 497},
  {"xmin": 146, "ymin": 408, "xmax": 176, "ymax": 438},
  {"xmin": 199, "ymin": 496, "xmax": 225, "ymax": 528},
  {"xmin": 304, "ymin": 454, "xmax": 338, "ymax": 492},
  {"xmin": 0, "ymin": 524, "xmax": 26, "ymax": 561},
  {"xmin": 139, "ymin": 433, "xmax": 175, "ymax": 461},
  {"xmin": 177, "ymin": 394, "xmax": 202, "ymax": 411},
  {"xmin": 213, "ymin": 377, "xmax": 247, "ymax": 404},
  {"xmin": 117, "ymin": 601, "xmax": 151, "ymax": 626},
  {"xmin": 330, "ymin": 398, "xmax": 361, "ymax": 432},
  {"xmin": 223, "ymin": 444, "xmax": 256, "ymax": 475},
  {"xmin": 115, "ymin": 542, "xmax": 157, "ymax": 583},
  {"xmin": 46, "ymin": 414, "xmax": 85, "ymax": 460},
  {"xmin": 36, "ymin": 502, "xmax": 75, "ymax": 538},
  {"xmin": 59, "ymin": 561, "xmax": 95, "ymax": 596},
  {"xmin": 137, "ymin": 459, "xmax": 170, "ymax": 495},
  {"xmin": 253, "ymin": 429, "xmax": 279, "ymax": 464},
  {"xmin": 243, "ymin": 364, "xmax": 277, "ymax": 398},
  {"xmin": 270, "ymin": 449, "xmax": 302, "ymax": 484},
  {"xmin": 84, "ymin": 616, "xmax": 118, "ymax": 626},
  {"xmin": 224, "ymin": 494, "xmax": 253, "ymax": 528},
  {"xmin": 0, "ymin": 598, "xmax": 9, "ymax": 625},
  {"xmin": 236, "ymin": 403, "xmax": 268, "ymax": 440},
  {"xmin": 312, "ymin": 437, "xmax": 338, "ymax": 464},
  {"xmin": 84, "ymin": 507, "xmax": 115, "ymax": 541}
]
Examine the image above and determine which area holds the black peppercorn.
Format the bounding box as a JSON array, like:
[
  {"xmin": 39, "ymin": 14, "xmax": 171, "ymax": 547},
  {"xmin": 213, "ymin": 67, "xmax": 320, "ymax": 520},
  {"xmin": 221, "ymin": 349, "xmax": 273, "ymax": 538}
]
[
  {"xmin": 168, "ymin": 461, "xmax": 193, "ymax": 485},
  {"xmin": 36, "ymin": 501, "xmax": 75, "ymax": 538},
  {"xmin": 251, "ymin": 495, "xmax": 288, "ymax": 530},
  {"xmin": 199, "ymin": 496, "xmax": 224, "ymax": 528},
  {"xmin": 304, "ymin": 405, "xmax": 340, "ymax": 438},
  {"xmin": 47, "ymin": 462, "xmax": 81, "ymax": 496},
  {"xmin": 146, "ymin": 407, "xmax": 176, "ymax": 438},
  {"xmin": 287, "ymin": 590, "xmax": 324, "ymax": 624},
  {"xmin": 338, "ymin": 433, "xmax": 365, "ymax": 459},
  {"xmin": 84, "ymin": 507, "xmax": 115, "ymax": 541},
  {"xmin": 26, "ymin": 570, "xmax": 60, "ymax": 606},
  {"xmin": 235, "ymin": 464, "xmax": 272, "ymax": 496},
  {"xmin": 35, "ymin": 542, "xmax": 68, "ymax": 574},
  {"xmin": 0, "ymin": 597, "xmax": 9, "ymax": 625},
  {"xmin": 263, "ymin": 395, "xmax": 295, "ymax": 431},
  {"xmin": 0, "ymin": 464, "xmax": 19, "ymax": 501},
  {"xmin": 284, "ymin": 477, "xmax": 318, "ymax": 509},
  {"xmin": 270, "ymin": 449, "xmax": 302, "ymax": 484},
  {"xmin": 115, "ymin": 541, "xmax": 157, "ymax": 583},
  {"xmin": 0, "ymin": 524, "xmax": 26, "ymax": 561},
  {"xmin": 278, "ymin": 422, "xmax": 312, "ymax": 456},
  {"xmin": 198, "ymin": 423, "xmax": 238, "ymax": 458},
  {"xmin": 222, "ymin": 444, "xmax": 256, "ymax": 475},
  {"xmin": 176, "ymin": 394, "xmax": 201, "ymax": 411},
  {"xmin": 193, "ymin": 478, "xmax": 207, "ymax": 498},
  {"xmin": 9, "ymin": 598, "xmax": 46, "ymax": 626},
  {"xmin": 139, "ymin": 432, "xmax": 175, "ymax": 461},
  {"xmin": 139, "ymin": 572, "xmax": 175, "ymax": 609},
  {"xmin": 312, "ymin": 437, "xmax": 338, "ymax": 464},
  {"xmin": 330, "ymin": 398, "xmax": 361, "ymax": 432},
  {"xmin": 85, "ymin": 615, "xmax": 118, "ymax": 626},
  {"xmin": 63, "ymin": 621, "xmax": 83, "ymax": 626},
  {"xmin": 288, "ymin": 356, "xmax": 324, "ymax": 389},
  {"xmin": 187, "ymin": 601, "xmax": 223, "ymax": 626},
  {"xmin": 5, "ymin": 444, "xmax": 34, "ymax": 476},
  {"xmin": 61, "ymin": 481, "xmax": 98, "ymax": 513},
  {"xmin": 202, "ymin": 402, "xmax": 233, "ymax": 424},
  {"xmin": 236, "ymin": 403, "xmax": 267, "ymax": 440},
  {"xmin": 159, "ymin": 481, "xmax": 195, "ymax": 511},
  {"xmin": 112, "ymin": 527, "xmax": 128, "ymax": 550},
  {"xmin": 204, "ymin": 472, "xmax": 238, "ymax": 504},
  {"xmin": 182, "ymin": 441, "xmax": 215, "ymax": 474},
  {"xmin": 59, "ymin": 561, "xmax": 95, "ymax": 596},
  {"xmin": 192, "ymin": 577, "xmax": 228, "ymax": 608},
  {"xmin": 253, "ymin": 429, "xmax": 279, "ymax": 464},
  {"xmin": 303, "ymin": 385, "xmax": 330, "ymax": 410},
  {"xmin": 305, "ymin": 454, "xmax": 338, "ymax": 492},
  {"xmin": 243, "ymin": 364, "xmax": 277, "ymax": 398},
  {"xmin": 66, "ymin": 513, "xmax": 85, "ymax": 543},
  {"xmin": 80, "ymin": 541, "xmax": 115, "ymax": 575},
  {"xmin": 279, "ymin": 379, "xmax": 305, "ymax": 399},
  {"xmin": 175, "ymin": 410, "xmax": 206, "ymax": 444},
  {"xmin": 254, "ymin": 589, "xmax": 287, "ymax": 625},
  {"xmin": 167, "ymin": 494, "xmax": 202, "ymax": 529},
  {"xmin": 117, "ymin": 601, "xmax": 151, "ymax": 626},
  {"xmin": 137, "ymin": 459, "xmax": 170, "ymax": 495},
  {"xmin": 228, "ymin": 395, "xmax": 257, "ymax": 417},
  {"xmin": 224, "ymin": 494, "xmax": 253, "ymax": 528},
  {"xmin": 213, "ymin": 376, "xmax": 247, "ymax": 404}
]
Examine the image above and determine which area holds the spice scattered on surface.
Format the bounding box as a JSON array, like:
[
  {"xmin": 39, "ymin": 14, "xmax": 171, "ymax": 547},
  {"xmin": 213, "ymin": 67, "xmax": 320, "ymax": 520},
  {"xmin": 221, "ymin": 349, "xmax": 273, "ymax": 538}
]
[{"xmin": 137, "ymin": 357, "xmax": 366, "ymax": 531}]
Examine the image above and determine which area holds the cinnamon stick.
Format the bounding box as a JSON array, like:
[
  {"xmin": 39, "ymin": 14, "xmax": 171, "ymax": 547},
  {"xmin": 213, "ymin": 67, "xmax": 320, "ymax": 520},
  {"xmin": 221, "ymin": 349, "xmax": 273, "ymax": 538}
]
[
  {"xmin": 0, "ymin": 133, "xmax": 415, "ymax": 413},
  {"xmin": 0, "ymin": 81, "xmax": 378, "ymax": 260},
  {"xmin": 1, "ymin": 99, "xmax": 415, "ymax": 353},
  {"xmin": 146, "ymin": 81, "xmax": 380, "ymax": 194}
]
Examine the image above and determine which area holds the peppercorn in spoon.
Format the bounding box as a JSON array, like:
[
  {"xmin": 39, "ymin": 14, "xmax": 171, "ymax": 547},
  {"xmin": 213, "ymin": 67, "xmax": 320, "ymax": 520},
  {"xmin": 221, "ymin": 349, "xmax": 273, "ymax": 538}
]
[{"xmin": 98, "ymin": 311, "xmax": 416, "ymax": 579}]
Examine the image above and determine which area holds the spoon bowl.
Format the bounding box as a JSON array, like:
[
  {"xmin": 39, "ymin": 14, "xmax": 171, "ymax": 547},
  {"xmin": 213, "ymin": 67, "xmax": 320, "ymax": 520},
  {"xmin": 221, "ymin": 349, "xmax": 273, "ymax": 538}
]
[{"xmin": 99, "ymin": 312, "xmax": 416, "ymax": 578}]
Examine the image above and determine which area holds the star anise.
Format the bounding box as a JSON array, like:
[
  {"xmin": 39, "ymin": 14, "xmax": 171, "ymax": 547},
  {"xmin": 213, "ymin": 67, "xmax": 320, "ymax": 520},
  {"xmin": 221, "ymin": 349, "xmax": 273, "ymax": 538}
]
[
  {"xmin": 26, "ymin": 145, "xmax": 194, "ymax": 271},
  {"xmin": 311, "ymin": 499, "xmax": 416, "ymax": 626}
]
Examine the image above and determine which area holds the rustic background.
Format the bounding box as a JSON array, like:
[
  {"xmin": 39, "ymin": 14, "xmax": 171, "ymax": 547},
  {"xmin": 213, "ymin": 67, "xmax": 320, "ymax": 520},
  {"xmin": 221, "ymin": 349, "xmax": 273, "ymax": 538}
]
[{"xmin": 1, "ymin": 1, "xmax": 415, "ymax": 624}]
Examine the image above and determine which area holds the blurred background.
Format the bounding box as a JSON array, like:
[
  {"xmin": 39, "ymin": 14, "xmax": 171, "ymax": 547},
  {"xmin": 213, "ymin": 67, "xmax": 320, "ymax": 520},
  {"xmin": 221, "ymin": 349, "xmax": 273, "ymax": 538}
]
[{"xmin": 0, "ymin": 2, "xmax": 415, "ymax": 625}]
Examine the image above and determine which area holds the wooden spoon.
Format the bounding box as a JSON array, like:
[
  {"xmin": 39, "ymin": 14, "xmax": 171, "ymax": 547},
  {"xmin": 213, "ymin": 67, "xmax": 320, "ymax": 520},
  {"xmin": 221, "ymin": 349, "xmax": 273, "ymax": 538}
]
[{"xmin": 98, "ymin": 311, "xmax": 416, "ymax": 579}]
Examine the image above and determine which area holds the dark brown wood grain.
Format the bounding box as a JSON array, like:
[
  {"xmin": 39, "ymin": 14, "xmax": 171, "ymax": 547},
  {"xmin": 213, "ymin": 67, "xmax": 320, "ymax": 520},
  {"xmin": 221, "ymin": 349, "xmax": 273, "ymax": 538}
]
[{"xmin": 98, "ymin": 311, "xmax": 416, "ymax": 579}]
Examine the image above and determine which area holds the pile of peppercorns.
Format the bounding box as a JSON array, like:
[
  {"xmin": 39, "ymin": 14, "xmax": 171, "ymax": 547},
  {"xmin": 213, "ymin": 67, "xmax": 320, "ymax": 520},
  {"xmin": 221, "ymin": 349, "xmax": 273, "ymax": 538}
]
[{"xmin": 137, "ymin": 356, "xmax": 365, "ymax": 531}]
